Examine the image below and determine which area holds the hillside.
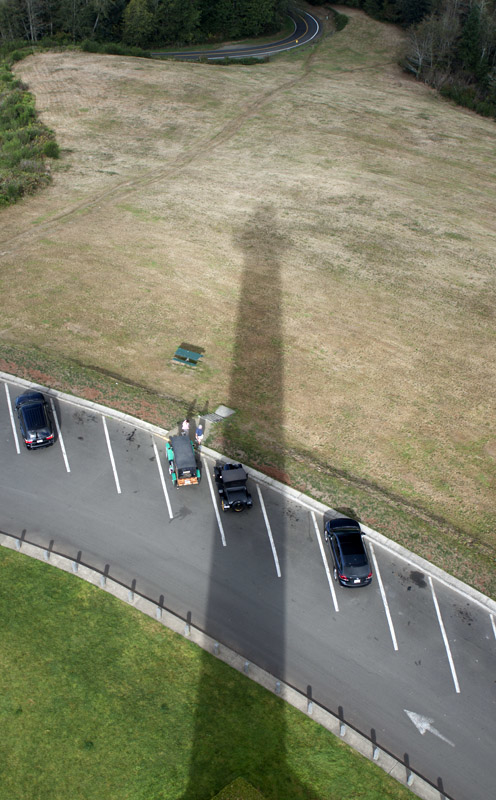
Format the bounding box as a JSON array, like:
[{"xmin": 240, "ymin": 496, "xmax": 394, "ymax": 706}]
[{"xmin": 0, "ymin": 7, "xmax": 495, "ymax": 588}]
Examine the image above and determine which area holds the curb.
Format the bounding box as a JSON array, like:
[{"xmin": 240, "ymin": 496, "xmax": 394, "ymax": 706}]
[
  {"xmin": 0, "ymin": 532, "xmax": 446, "ymax": 800},
  {"xmin": 3, "ymin": 369, "xmax": 495, "ymax": 617},
  {"xmin": 200, "ymin": 444, "xmax": 496, "ymax": 615},
  {"xmin": 0, "ymin": 370, "xmax": 170, "ymax": 440}
]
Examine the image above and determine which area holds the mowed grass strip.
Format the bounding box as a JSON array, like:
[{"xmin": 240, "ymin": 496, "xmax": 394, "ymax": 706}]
[{"xmin": 0, "ymin": 548, "xmax": 414, "ymax": 800}]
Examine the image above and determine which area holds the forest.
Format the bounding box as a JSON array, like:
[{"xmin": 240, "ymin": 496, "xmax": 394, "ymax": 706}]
[
  {"xmin": 331, "ymin": 0, "xmax": 496, "ymax": 118},
  {"xmin": 0, "ymin": 0, "xmax": 290, "ymax": 47}
]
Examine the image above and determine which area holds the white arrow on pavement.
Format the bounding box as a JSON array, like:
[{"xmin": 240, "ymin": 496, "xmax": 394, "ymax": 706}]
[{"xmin": 405, "ymin": 710, "xmax": 455, "ymax": 747}]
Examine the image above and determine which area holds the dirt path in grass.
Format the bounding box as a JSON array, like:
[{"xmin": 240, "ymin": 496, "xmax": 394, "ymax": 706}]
[{"xmin": 0, "ymin": 46, "xmax": 319, "ymax": 253}]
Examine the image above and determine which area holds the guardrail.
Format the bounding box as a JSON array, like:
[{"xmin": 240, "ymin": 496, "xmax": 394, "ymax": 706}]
[{"xmin": 0, "ymin": 527, "xmax": 452, "ymax": 800}]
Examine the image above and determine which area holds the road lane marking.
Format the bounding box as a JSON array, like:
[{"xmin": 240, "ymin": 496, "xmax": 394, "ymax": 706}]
[
  {"xmin": 311, "ymin": 511, "xmax": 339, "ymax": 613},
  {"xmin": 369, "ymin": 543, "xmax": 398, "ymax": 651},
  {"xmin": 405, "ymin": 710, "xmax": 455, "ymax": 747},
  {"xmin": 256, "ymin": 485, "xmax": 281, "ymax": 578},
  {"xmin": 205, "ymin": 461, "xmax": 226, "ymax": 547},
  {"xmin": 491, "ymin": 614, "xmax": 496, "ymax": 640},
  {"xmin": 4, "ymin": 383, "xmax": 20, "ymax": 454},
  {"xmin": 152, "ymin": 438, "xmax": 173, "ymax": 520},
  {"xmin": 50, "ymin": 398, "xmax": 70, "ymax": 473},
  {"xmin": 102, "ymin": 415, "xmax": 121, "ymax": 494},
  {"xmin": 369, "ymin": 536, "xmax": 493, "ymax": 616},
  {"xmin": 429, "ymin": 575, "xmax": 460, "ymax": 693}
]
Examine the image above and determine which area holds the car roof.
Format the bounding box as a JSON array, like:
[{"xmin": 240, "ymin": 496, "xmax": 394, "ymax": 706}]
[
  {"xmin": 169, "ymin": 436, "xmax": 196, "ymax": 469},
  {"xmin": 222, "ymin": 467, "xmax": 247, "ymax": 485}
]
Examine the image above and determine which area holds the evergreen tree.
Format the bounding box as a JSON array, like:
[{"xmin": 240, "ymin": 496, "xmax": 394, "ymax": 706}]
[
  {"xmin": 123, "ymin": 0, "xmax": 153, "ymax": 45},
  {"xmin": 154, "ymin": 0, "xmax": 199, "ymax": 44},
  {"xmin": 241, "ymin": 0, "xmax": 276, "ymax": 36},
  {"xmin": 396, "ymin": 0, "xmax": 432, "ymax": 27},
  {"xmin": 458, "ymin": 2, "xmax": 484, "ymax": 74}
]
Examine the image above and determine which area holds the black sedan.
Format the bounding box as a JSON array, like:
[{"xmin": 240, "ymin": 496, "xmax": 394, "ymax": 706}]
[
  {"xmin": 15, "ymin": 391, "xmax": 54, "ymax": 450},
  {"xmin": 324, "ymin": 517, "xmax": 372, "ymax": 587}
]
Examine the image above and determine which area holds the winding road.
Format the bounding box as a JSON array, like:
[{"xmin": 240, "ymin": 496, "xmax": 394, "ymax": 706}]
[{"xmin": 151, "ymin": 10, "xmax": 321, "ymax": 60}]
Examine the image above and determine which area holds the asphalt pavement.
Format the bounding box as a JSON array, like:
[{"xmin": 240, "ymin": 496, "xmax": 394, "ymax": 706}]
[{"xmin": 1, "ymin": 373, "xmax": 495, "ymax": 800}]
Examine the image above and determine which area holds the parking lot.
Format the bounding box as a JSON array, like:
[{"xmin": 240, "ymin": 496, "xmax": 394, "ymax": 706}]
[{"xmin": 1, "ymin": 376, "xmax": 495, "ymax": 800}]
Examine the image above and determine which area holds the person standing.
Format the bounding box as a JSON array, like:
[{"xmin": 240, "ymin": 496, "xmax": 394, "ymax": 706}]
[
  {"xmin": 195, "ymin": 424, "xmax": 204, "ymax": 446},
  {"xmin": 181, "ymin": 418, "xmax": 190, "ymax": 436}
]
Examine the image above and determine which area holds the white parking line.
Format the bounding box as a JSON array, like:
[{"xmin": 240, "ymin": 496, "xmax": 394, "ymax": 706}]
[
  {"xmin": 102, "ymin": 415, "xmax": 121, "ymax": 494},
  {"xmin": 205, "ymin": 461, "xmax": 226, "ymax": 547},
  {"xmin": 491, "ymin": 614, "xmax": 496, "ymax": 641},
  {"xmin": 369, "ymin": 535, "xmax": 493, "ymax": 617},
  {"xmin": 256, "ymin": 485, "xmax": 281, "ymax": 578},
  {"xmin": 50, "ymin": 398, "xmax": 70, "ymax": 473},
  {"xmin": 429, "ymin": 575, "xmax": 460, "ymax": 693},
  {"xmin": 369, "ymin": 543, "xmax": 398, "ymax": 651},
  {"xmin": 152, "ymin": 438, "xmax": 173, "ymax": 520},
  {"xmin": 4, "ymin": 383, "xmax": 20, "ymax": 454},
  {"xmin": 311, "ymin": 512, "xmax": 339, "ymax": 613}
]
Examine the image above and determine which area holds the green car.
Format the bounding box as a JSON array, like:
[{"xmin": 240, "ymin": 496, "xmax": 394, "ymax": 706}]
[{"xmin": 166, "ymin": 435, "xmax": 201, "ymax": 487}]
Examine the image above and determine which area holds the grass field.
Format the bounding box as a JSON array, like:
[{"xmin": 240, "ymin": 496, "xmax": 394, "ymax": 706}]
[
  {"xmin": 0, "ymin": 547, "xmax": 414, "ymax": 800},
  {"xmin": 0, "ymin": 6, "xmax": 495, "ymax": 591}
]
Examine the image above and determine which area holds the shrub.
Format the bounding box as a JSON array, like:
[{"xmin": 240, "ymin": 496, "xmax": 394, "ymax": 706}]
[
  {"xmin": 4, "ymin": 178, "xmax": 23, "ymax": 201},
  {"xmin": 334, "ymin": 12, "xmax": 349, "ymax": 32},
  {"xmin": 43, "ymin": 140, "xmax": 60, "ymax": 158},
  {"xmin": 440, "ymin": 83, "xmax": 496, "ymax": 119},
  {"xmin": 0, "ymin": 60, "xmax": 60, "ymax": 206},
  {"xmin": 19, "ymin": 158, "xmax": 45, "ymax": 172},
  {"xmin": 81, "ymin": 39, "xmax": 150, "ymax": 58}
]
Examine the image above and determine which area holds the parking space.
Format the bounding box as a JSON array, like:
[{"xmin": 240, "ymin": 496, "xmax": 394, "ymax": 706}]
[
  {"xmin": 428, "ymin": 579, "xmax": 496, "ymax": 696},
  {"xmin": 356, "ymin": 544, "xmax": 496, "ymax": 702},
  {"xmin": 2, "ymin": 378, "xmax": 496, "ymax": 800},
  {"xmin": 3, "ymin": 378, "xmax": 495, "ymax": 691}
]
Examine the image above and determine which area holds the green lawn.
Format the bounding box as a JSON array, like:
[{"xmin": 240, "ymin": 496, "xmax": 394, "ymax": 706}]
[{"xmin": 0, "ymin": 548, "xmax": 413, "ymax": 800}]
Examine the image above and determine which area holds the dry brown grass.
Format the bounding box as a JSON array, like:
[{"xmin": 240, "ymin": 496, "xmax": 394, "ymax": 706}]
[{"xmin": 1, "ymin": 7, "xmax": 495, "ymax": 547}]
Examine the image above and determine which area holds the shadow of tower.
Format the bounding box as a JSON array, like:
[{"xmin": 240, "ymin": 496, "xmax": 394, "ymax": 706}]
[{"xmin": 179, "ymin": 206, "xmax": 320, "ymax": 798}]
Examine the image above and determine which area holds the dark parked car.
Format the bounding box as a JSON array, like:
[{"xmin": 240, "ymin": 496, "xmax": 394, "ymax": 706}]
[
  {"xmin": 214, "ymin": 463, "xmax": 253, "ymax": 512},
  {"xmin": 324, "ymin": 517, "xmax": 372, "ymax": 587},
  {"xmin": 15, "ymin": 391, "xmax": 54, "ymax": 450}
]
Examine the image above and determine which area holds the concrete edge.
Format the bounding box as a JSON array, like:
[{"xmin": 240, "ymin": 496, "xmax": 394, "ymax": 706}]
[
  {"xmin": 0, "ymin": 532, "xmax": 444, "ymax": 800},
  {"xmin": 2, "ymin": 369, "xmax": 495, "ymax": 616},
  {"xmin": 199, "ymin": 446, "xmax": 496, "ymax": 616},
  {"xmin": 0, "ymin": 370, "xmax": 170, "ymax": 440}
]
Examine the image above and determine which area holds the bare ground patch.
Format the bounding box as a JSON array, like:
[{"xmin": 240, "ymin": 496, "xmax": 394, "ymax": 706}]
[{"xmin": 1, "ymin": 11, "xmax": 495, "ymax": 575}]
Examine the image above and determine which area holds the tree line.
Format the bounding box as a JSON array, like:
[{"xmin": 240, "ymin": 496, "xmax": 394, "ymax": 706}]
[
  {"xmin": 324, "ymin": 0, "xmax": 496, "ymax": 119},
  {"xmin": 0, "ymin": 0, "xmax": 290, "ymax": 48}
]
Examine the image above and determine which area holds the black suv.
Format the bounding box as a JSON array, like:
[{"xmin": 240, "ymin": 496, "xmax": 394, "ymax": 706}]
[
  {"xmin": 15, "ymin": 391, "xmax": 54, "ymax": 449},
  {"xmin": 214, "ymin": 463, "xmax": 253, "ymax": 512},
  {"xmin": 324, "ymin": 517, "xmax": 372, "ymax": 587}
]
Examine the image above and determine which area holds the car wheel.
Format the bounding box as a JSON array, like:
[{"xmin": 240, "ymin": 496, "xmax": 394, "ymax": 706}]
[
  {"xmin": 324, "ymin": 530, "xmax": 329, "ymax": 542},
  {"xmin": 333, "ymin": 567, "xmax": 338, "ymax": 582}
]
